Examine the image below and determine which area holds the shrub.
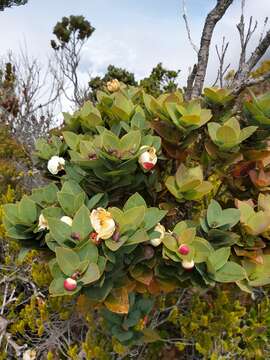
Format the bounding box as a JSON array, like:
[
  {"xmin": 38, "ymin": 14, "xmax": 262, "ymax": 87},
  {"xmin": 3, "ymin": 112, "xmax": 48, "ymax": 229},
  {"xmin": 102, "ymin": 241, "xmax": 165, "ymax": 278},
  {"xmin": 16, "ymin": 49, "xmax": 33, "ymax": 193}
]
[{"xmin": 4, "ymin": 81, "xmax": 270, "ymax": 354}]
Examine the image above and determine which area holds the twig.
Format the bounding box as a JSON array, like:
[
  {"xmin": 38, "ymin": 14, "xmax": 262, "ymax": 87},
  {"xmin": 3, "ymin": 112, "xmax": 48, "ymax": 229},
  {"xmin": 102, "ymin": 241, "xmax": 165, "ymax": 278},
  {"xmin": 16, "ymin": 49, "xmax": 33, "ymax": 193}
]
[
  {"xmin": 182, "ymin": 0, "xmax": 199, "ymax": 54},
  {"xmin": 214, "ymin": 36, "xmax": 230, "ymax": 87}
]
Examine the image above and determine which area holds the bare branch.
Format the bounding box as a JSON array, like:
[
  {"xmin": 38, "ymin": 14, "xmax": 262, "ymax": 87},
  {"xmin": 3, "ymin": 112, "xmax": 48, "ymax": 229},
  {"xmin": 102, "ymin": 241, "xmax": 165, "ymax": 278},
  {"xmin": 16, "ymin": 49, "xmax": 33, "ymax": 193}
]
[
  {"xmin": 182, "ymin": 0, "xmax": 199, "ymax": 54},
  {"xmin": 237, "ymin": 0, "xmax": 258, "ymax": 73},
  {"xmin": 259, "ymin": 17, "xmax": 269, "ymax": 43},
  {"xmin": 189, "ymin": 0, "xmax": 234, "ymax": 99},
  {"xmin": 232, "ymin": 71, "xmax": 270, "ymax": 96},
  {"xmin": 214, "ymin": 36, "xmax": 230, "ymax": 87},
  {"xmin": 246, "ymin": 29, "xmax": 270, "ymax": 72}
]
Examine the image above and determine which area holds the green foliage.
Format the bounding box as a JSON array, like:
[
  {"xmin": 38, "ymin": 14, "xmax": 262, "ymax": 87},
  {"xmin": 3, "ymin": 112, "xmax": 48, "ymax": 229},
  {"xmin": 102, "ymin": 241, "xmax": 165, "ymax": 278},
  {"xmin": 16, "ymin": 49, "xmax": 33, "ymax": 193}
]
[
  {"xmin": 89, "ymin": 65, "xmax": 137, "ymax": 102},
  {"xmin": 244, "ymin": 91, "xmax": 270, "ymax": 128},
  {"xmin": 5, "ymin": 82, "xmax": 270, "ymax": 357},
  {"xmin": 150, "ymin": 289, "xmax": 270, "ymax": 359},
  {"xmin": 140, "ymin": 62, "xmax": 180, "ymax": 97},
  {"xmin": 165, "ymin": 164, "xmax": 212, "ymax": 200},
  {"xmin": 203, "ymin": 87, "xmax": 234, "ymax": 106},
  {"xmin": 102, "ymin": 294, "xmax": 154, "ymax": 345},
  {"xmin": 0, "ymin": 0, "xmax": 27, "ymax": 11},
  {"xmin": 51, "ymin": 15, "xmax": 95, "ymax": 49},
  {"xmin": 208, "ymin": 117, "xmax": 257, "ymax": 151}
]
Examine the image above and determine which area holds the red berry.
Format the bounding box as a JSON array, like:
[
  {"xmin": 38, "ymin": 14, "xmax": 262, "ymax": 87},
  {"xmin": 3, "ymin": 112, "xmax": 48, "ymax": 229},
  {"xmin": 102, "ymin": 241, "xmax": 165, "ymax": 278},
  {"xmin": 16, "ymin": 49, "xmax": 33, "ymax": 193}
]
[
  {"xmin": 143, "ymin": 162, "xmax": 155, "ymax": 170},
  {"xmin": 64, "ymin": 278, "xmax": 77, "ymax": 291},
  {"xmin": 178, "ymin": 244, "xmax": 190, "ymax": 255}
]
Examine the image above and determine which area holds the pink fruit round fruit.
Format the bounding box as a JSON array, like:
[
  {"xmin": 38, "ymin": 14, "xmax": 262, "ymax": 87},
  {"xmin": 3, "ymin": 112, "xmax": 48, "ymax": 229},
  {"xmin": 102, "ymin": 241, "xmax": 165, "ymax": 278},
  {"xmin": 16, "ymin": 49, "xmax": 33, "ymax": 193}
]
[
  {"xmin": 178, "ymin": 244, "xmax": 190, "ymax": 255},
  {"xmin": 64, "ymin": 278, "xmax": 77, "ymax": 291},
  {"xmin": 143, "ymin": 162, "xmax": 155, "ymax": 170}
]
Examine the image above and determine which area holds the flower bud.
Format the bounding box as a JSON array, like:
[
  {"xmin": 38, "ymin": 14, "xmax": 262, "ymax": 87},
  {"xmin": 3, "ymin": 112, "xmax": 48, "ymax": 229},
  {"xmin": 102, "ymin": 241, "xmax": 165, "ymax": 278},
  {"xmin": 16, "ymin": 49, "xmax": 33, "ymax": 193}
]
[
  {"xmin": 178, "ymin": 244, "xmax": 190, "ymax": 255},
  {"xmin": 71, "ymin": 232, "xmax": 81, "ymax": 241},
  {"xmin": 181, "ymin": 259, "xmax": 194, "ymax": 270},
  {"xmin": 38, "ymin": 214, "xmax": 49, "ymax": 231},
  {"xmin": 150, "ymin": 223, "xmax": 165, "ymax": 247},
  {"xmin": 89, "ymin": 231, "xmax": 102, "ymax": 245},
  {"xmin": 60, "ymin": 216, "xmax": 73, "ymax": 226},
  {"xmin": 144, "ymin": 245, "xmax": 155, "ymax": 259},
  {"xmin": 107, "ymin": 79, "xmax": 120, "ymax": 92},
  {"xmin": 64, "ymin": 278, "xmax": 77, "ymax": 291},
  {"xmin": 47, "ymin": 156, "xmax": 65, "ymax": 175},
  {"xmin": 138, "ymin": 146, "xmax": 157, "ymax": 171}
]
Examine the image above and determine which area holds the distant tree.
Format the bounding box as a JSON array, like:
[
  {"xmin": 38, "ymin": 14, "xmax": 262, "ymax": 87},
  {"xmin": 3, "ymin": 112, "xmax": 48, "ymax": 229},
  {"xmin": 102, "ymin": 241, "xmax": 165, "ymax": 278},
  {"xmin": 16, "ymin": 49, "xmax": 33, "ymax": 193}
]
[
  {"xmin": 88, "ymin": 65, "xmax": 137, "ymax": 101},
  {"xmin": 0, "ymin": 0, "xmax": 27, "ymax": 11},
  {"xmin": 51, "ymin": 15, "xmax": 95, "ymax": 107},
  {"xmin": 140, "ymin": 63, "xmax": 180, "ymax": 97},
  {"xmin": 88, "ymin": 63, "xmax": 180, "ymax": 101}
]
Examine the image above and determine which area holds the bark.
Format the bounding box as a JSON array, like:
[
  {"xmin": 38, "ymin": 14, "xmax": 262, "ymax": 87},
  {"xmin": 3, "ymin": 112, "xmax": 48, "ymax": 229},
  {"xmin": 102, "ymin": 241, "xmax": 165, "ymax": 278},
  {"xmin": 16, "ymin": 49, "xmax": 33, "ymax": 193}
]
[{"xmin": 190, "ymin": 0, "xmax": 234, "ymax": 99}]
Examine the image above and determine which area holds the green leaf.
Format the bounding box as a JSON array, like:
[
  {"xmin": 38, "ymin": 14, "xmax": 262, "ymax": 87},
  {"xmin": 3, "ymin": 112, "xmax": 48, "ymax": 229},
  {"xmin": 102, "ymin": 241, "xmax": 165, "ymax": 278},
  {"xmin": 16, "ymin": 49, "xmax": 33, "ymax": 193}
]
[
  {"xmin": 72, "ymin": 205, "xmax": 92, "ymax": 240},
  {"xmin": 87, "ymin": 193, "xmax": 107, "ymax": 210},
  {"xmin": 121, "ymin": 206, "xmax": 145, "ymax": 233},
  {"xmin": 120, "ymin": 130, "xmax": 141, "ymax": 157},
  {"xmin": 80, "ymin": 101, "xmax": 103, "ymax": 129},
  {"xmin": 57, "ymin": 191, "xmax": 85, "ymax": 217},
  {"xmin": 3, "ymin": 204, "xmax": 19, "ymax": 224},
  {"xmin": 80, "ymin": 263, "xmax": 101, "ymax": 285},
  {"xmin": 63, "ymin": 131, "xmax": 80, "ymax": 150},
  {"xmin": 105, "ymin": 236, "xmax": 128, "ymax": 251},
  {"xmin": 55, "ymin": 247, "xmax": 81, "ymax": 276},
  {"xmin": 143, "ymin": 208, "xmax": 167, "ymax": 231},
  {"xmin": 192, "ymin": 237, "xmax": 213, "ymax": 263},
  {"xmin": 75, "ymin": 241, "xmax": 99, "ymax": 263},
  {"xmin": 214, "ymin": 262, "xmax": 247, "ymax": 283},
  {"xmin": 207, "ymin": 200, "xmax": 222, "ymax": 227},
  {"xmin": 162, "ymin": 234, "xmax": 178, "ymax": 252},
  {"xmin": 123, "ymin": 193, "xmax": 146, "ymax": 211},
  {"xmin": 207, "ymin": 247, "xmax": 231, "ymax": 273},
  {"xmin": 216, "ymin": 125, "xmax": 238, "ymax": 145},
  {"xmin": 47, "ymin": 217, "xmax": 72, "ymax": 245},
  {"xmin": 18, "ymin": 196, "xmax": 37, "ymax": 224},
  {"xmin": 125, "ymin": 229, "xmax": 149, "ymax": 246}
]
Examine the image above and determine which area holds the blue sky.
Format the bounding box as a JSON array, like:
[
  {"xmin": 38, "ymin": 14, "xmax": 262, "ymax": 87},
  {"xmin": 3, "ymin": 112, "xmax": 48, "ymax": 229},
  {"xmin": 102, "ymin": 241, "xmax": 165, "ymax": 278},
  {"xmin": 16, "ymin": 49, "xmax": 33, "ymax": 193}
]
[{"xmin": 0, "ymin": 0, "xmax": 269, "ymax": 88}]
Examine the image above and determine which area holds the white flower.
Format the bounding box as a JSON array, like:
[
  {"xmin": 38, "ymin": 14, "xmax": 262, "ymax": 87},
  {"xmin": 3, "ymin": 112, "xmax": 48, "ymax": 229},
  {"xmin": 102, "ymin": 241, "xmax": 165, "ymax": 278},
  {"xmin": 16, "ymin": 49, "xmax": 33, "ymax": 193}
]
[
  {"xmin": 107, "ymin": 79, "xmax": 120, "ymax": 92},
  {"xmin": 23, "ymin": 349, "xmax": 36, "ymax": 360},
  {"xmin": 47, "ymin": 156, "xmax": 65, "ymax": 175},
  {"xmin": 60, "ymin": 216, "xmax": 73, "ymax": 226},
  {"xmin": 38, "ymin": 214, "xmax": 49, "ymax": 231},
  {"xmin": 90, "ymin": 208, "xmax": 116, "ymax": 240},
  {"xmin": 138, "ymin": 146, "xmax": 157, "ymax": 170},
  {"xmin": 181, "ymin": 259, "xmax": 195, "ymax": 269},
  {"xmin": 150, "ymin": 223, "xmax": 165, "ymax": 247}
]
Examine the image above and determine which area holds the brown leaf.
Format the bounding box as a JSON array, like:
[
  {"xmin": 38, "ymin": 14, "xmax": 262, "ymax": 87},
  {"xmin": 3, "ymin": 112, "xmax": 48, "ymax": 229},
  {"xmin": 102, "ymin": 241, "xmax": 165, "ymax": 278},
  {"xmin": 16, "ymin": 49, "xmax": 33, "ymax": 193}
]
[
  {"xmin": 104, "ymin": 287, "xmax": 129, "ymax": 314},
  {"xmin": 151, "ymin": 119, "xmax": 182, "ymax": 144},
  {"xmin": 234, "ymin": 247, "xmax": 264, "ymax": 264},
  {"xmin": 162, "ymin": 140, "xmax": 188, "ymax": 160}
]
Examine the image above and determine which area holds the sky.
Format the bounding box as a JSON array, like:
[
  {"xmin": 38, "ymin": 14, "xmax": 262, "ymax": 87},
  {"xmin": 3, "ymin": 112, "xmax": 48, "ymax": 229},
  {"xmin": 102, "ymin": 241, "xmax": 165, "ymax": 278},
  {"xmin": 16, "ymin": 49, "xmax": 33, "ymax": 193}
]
[{"xmin": 0, "ymin": 0, "xmax": 269, "ymax": 103}]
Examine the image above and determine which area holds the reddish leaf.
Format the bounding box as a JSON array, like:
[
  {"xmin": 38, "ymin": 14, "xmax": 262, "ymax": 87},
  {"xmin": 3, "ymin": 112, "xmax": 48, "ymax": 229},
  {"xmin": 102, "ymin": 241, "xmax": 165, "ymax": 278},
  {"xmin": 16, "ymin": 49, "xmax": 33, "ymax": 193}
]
[
  {"xmin": 231, "ymin": 161, "xmax": 256, "ymax": 178},
  {"xmin": 249, "ymin": 168, "xmax": 270, "ymax": 187},
  {"xmin": 151, "ymin": 119, "xmax": 182, "ymax": 144}
]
